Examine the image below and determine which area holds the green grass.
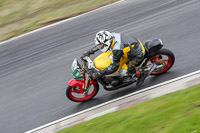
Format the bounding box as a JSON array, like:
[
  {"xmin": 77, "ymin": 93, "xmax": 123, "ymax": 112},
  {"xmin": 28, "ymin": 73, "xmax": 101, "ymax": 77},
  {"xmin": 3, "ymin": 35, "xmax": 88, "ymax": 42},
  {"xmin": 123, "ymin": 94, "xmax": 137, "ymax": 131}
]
[
  {"xmin": 0, "ymin": 0, "xmax": 119, "ymax": 42},
  {"xmin": 58, "ymin": 84, "xmax": 200, "ymax": 133}
]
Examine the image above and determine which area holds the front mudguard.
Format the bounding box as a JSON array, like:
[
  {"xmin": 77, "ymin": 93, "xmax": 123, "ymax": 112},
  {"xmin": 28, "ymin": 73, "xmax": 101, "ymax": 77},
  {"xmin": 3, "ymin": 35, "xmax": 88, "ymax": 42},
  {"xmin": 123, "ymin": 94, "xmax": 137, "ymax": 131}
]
[
  {"xmin": 68, "ymin": 79, "xmax": 85, "ymax": 93},
  {"xmin": 68, "ymin": 78, "xmax": 98, "ymax": 93}
]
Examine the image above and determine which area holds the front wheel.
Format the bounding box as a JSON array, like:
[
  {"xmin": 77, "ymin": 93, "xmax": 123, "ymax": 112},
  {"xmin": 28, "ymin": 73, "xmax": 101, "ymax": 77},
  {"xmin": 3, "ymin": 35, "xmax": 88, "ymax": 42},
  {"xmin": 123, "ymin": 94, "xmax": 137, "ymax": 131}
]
[
  {"xmin": 145, "ymin": 48, "xmax": 175, "ymax": 75},
  {"xmin": 66, "ymin": 83, "xmax": 99, "ymax": 102}
]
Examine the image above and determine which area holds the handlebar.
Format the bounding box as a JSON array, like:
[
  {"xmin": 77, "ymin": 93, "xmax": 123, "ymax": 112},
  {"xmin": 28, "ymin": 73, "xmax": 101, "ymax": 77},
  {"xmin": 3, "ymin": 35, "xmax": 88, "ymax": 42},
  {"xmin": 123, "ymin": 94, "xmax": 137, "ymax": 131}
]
[{"xmin": 80, "ymin": 56, "xmax": 99, "ymax": 72}]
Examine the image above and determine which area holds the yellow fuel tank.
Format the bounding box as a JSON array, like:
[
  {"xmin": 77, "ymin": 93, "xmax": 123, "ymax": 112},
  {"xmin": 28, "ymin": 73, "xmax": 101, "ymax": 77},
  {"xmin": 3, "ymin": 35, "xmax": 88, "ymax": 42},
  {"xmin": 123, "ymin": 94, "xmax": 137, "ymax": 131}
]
[{"xmin": 94, "ymin": 51, "xmax": 129, "ymax": 72}]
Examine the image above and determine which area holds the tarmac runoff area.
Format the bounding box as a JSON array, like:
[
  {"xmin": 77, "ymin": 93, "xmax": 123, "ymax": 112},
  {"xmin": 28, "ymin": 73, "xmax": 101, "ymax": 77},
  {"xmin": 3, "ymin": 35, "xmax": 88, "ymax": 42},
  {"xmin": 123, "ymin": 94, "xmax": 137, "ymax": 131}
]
[{"xmin": 26, "ymin": 70, "xmax": 200, "ymax": 133}]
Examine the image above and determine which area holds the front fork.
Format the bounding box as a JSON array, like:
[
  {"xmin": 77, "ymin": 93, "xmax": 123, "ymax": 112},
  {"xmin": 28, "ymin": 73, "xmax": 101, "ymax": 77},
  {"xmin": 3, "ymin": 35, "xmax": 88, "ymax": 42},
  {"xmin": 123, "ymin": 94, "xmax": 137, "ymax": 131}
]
[
  {"xmin": 68, "ymin": 73, "xmax": 98, "ymax": 94},
  {"xmin": 83, "ymin": 74, "xmax": 90, "ymax": 95}
]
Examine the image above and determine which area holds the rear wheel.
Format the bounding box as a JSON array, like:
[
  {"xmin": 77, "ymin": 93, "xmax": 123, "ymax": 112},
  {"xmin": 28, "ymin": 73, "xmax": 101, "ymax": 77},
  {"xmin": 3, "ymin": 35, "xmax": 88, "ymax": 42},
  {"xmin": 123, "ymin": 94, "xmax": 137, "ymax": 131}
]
[
  {"xmin": 66, "ymin": 83, "xmax": 99, "ymax": 102},
  {"xmin": 145, "ymin": 48, "xmax": 175, "ymax": 75}
]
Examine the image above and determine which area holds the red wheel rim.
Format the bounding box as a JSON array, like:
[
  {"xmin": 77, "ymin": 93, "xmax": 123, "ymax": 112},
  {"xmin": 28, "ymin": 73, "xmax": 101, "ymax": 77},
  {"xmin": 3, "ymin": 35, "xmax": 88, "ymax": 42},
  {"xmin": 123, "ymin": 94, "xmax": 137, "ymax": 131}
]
[
  {"xmin": 69, "ymin": 84, "xmax": 97, "ymax": 102},
  {"xmin": 145, "ymin": 54, "xmax": 173, "ymax": 74}
]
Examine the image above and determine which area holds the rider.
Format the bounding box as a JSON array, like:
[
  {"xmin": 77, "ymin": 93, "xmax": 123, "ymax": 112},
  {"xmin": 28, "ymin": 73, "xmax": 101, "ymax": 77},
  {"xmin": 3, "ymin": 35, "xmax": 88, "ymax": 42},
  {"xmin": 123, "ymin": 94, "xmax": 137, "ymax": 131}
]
[{"xmin": 82, "ymin": 30, "xmax": 146, "ymax": 86}]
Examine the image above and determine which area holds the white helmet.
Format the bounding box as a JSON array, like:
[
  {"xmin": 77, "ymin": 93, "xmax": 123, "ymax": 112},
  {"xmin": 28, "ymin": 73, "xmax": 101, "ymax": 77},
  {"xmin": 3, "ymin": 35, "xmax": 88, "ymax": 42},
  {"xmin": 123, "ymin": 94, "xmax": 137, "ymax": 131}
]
[{"xmin": 94, "ymin": 30, "xmax": 113, "ymax": 52}]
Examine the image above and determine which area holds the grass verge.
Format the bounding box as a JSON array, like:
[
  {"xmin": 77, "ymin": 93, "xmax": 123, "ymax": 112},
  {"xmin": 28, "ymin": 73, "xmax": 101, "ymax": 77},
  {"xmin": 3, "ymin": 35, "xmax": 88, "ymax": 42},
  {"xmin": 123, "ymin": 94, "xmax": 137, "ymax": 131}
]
[
  {"xmin": 0, "ymin": 0, "xmax": 119, "ymax": 42},
  {"xmin": 58, "ymin": 84, "xmax": 200, "ymax": 133}
]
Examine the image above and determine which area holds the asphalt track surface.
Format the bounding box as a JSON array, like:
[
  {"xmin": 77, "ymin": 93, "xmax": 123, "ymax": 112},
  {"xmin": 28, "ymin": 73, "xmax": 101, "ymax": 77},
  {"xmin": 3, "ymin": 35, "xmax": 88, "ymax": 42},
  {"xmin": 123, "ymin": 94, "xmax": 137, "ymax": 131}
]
[{"xmin": 0, "ymin": 0, "xmax": 200, "ymax": 132}]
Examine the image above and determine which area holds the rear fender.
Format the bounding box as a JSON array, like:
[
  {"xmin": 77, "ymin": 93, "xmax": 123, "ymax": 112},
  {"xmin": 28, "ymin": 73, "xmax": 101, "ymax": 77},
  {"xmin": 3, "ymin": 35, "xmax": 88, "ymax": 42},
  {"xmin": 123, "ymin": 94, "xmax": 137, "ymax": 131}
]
[{"xmin": 145, "ymin": 38, "xmax": 163, "ymax": 54}]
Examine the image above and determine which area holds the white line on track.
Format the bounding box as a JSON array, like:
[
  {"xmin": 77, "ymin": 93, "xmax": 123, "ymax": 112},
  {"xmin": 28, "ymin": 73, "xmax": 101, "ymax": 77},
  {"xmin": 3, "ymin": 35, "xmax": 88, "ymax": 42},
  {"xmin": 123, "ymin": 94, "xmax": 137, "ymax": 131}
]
[
  {"xmin": 0, "ymin": 0, "xmax": 125, "ymax": 46},
  {"xmin": 26, "ymin": 69, "xmax": 200, "ymax": 133}
]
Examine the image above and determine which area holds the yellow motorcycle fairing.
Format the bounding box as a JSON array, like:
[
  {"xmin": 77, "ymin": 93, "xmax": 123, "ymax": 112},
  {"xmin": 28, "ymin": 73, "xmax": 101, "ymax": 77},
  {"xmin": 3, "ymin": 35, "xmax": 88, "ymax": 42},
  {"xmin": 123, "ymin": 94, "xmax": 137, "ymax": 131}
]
[{"xmin": 94, "ymin": 51, "xmax": 129, "ymax": 73}]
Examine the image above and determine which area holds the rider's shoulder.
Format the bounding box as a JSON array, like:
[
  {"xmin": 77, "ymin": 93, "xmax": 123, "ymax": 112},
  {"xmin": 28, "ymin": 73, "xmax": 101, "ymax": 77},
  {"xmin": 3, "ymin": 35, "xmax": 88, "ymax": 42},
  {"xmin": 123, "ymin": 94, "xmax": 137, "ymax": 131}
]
[{"xmin": 111, "ymin": 32, "xmax": 120, "ymax": 37}]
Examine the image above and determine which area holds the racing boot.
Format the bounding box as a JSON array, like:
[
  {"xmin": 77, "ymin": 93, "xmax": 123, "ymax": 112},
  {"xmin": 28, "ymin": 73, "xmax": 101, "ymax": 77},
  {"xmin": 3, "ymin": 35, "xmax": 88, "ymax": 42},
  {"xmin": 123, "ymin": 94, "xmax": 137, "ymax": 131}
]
[
  {"xmin": 124, "ymin": 66, "xmax": 136, "ymax": 82},
  {"xmin": 136, "ymin": 69, "xmax": 146, "ymax": 87}
]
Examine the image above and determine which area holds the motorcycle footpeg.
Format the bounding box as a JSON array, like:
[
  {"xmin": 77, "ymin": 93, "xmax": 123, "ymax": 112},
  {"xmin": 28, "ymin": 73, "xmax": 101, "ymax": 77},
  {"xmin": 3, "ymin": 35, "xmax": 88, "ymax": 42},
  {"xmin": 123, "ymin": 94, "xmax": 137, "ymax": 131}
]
[{"xmin": 123, "ymin": 76, "xmax": 137, "ymax": 83}]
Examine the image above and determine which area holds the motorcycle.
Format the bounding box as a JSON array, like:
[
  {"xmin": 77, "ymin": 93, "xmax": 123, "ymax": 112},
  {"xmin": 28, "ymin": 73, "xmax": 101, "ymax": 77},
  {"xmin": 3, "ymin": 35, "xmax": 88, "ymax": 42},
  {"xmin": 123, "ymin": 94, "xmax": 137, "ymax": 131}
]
[{"xmin": 66, "ymin": 39, "xmax": 175, "ymax": 102}]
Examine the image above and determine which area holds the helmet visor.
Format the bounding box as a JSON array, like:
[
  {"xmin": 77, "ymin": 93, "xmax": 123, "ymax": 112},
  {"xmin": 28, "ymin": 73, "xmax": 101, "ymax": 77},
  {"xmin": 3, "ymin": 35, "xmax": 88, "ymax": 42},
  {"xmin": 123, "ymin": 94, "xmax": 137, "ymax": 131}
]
[
  {"xmin": 97, "ymin": 43, "xmax": 109, "ymax": 50},
  {"xmin": 97, "ymin": 43, "xmax": 104, "ymax": 49}
]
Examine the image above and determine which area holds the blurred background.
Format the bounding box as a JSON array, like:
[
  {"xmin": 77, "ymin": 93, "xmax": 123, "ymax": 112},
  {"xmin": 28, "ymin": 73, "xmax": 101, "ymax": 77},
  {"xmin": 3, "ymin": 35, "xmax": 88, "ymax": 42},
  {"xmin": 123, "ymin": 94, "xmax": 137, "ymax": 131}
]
[
  {"xmin": 1, "ymin": 0, "xmax": 200, "ymax": 133},
  {"xmin": 0, "ymin": 0, "xmax": 118, "ymax": 42}
]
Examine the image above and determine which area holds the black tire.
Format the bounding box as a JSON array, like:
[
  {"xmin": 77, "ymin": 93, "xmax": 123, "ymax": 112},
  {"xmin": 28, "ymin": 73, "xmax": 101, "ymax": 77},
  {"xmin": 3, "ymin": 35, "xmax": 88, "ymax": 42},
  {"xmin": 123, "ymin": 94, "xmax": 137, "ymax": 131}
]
[
  {"xmin": 66, "ymin": 84, "xmax": 99, "ymax": 102},
  {"xmin": 144, "ymin": 48, "xmax": 175, "ymax": 75}
]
